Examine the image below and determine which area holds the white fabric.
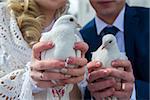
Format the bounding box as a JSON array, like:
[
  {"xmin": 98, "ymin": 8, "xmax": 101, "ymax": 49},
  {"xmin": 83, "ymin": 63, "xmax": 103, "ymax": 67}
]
[
  {"xmin": 0, "ymin": 2, "xmax": 33, "ymax": 100},
  {"xmin": 95, "ymin": 5, "xmax": 136, "ymax": 100},
  {"xmin": 0, "ymin": 2, "xmax": 83, "ymax": 100},
  {"xmin": 40, "ymin": 15, "xmax": 82, "ymax": 100}
]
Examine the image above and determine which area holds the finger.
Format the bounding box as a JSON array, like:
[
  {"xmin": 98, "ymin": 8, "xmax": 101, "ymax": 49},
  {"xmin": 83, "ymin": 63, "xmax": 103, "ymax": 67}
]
[
  {"xmin": 114, "ymin": 82, "xmax": 122, "ymax": 91},
  {"xmin": 31, "ymin": 59, "xmax": 65, "ymax": 70},
  {"xmin": 88, "ymin": 79, "xmax": 116, "ymax": 92},
  {"xmin": 89, "ymin": 69, "xmax": 110, "ymax": 83},
  {"xmin": 30, "ymin": 71, "xmax": 68, "ymax": 81},
  {"xmin": 63, "ymin": 66, "xmax": 85, "ymax": 77},
  {"xmin": 74, "ymin": 41, "xmax": 89, "ymax": 57},
  {"xmin": 32, "ymin": 41, "xmax": 54, "ymax": 60},
  {"xmin": 33, "ymin": 80, "xmax": 65, "ymax": 88},
  {"xmin": 63, "ymin": 76, "xmax": 84, "ymax": 84},
  {"xmin": 67, "ymin": 57, "xmax": 87, "ymax": 66},
  {"xmin": 92, "ymin": 88, "xmax": 115, "ymax": 99},
  {"xmin": 113, "ymin": 91, "xmax": 131, "ymax": 100},
  {"xmin": 87, "ymin": 61, "xmax": 102, "ymax": 73},
  {"xmin": 121, "ymin": 83, "xmax": 133, "ymax": 92},
  {"xmin": 112, "ymin": 60, "xmax": 133, "ymax": 72},
  {"xmin": 114, "ymin": 81, "xmax": 133, "ymax": 91},
  {"xmin": 107, "ymin": 68, "xmax": 135, "ymax": 82}
]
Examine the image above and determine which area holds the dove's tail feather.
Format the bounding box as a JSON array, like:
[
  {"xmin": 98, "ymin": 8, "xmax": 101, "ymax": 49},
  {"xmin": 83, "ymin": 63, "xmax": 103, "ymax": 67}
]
[
  {"xmin": 102, "ymin": 96, "xmax": 118, "ymax": 100},
  {"xmin": 47, "ymin": 84, "xmax": 74, "ymax": 100},
  {"xmin": 112, "ymin": 96, "xmax": 118, "ymax": 100}
]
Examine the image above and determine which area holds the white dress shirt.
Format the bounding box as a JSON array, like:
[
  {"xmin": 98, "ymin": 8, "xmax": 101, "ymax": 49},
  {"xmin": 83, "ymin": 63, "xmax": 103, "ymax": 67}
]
[{"xmin": 95, "ymin": 6, "xmax": 136, "ymax": 100}]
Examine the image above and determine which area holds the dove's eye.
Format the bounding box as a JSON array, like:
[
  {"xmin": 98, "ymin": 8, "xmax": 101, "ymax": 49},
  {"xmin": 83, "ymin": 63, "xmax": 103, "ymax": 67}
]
[
  {"xmin": 109, "ymin": 40, "xmax": 112, "ymax": 43},
  {"xmin": 70, "ymin": 18, "xmax": 74, "ymax": 22}
]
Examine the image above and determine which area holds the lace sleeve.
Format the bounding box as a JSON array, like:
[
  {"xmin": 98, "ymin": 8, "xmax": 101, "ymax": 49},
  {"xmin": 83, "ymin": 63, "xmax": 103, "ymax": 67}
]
[
  {"xmin": 0, "ymin": 3, "xmax": 33, "ymax": 100},
  {"xmin": 0, "ymin": 69, "xmax": 24, "ymax": 99}
]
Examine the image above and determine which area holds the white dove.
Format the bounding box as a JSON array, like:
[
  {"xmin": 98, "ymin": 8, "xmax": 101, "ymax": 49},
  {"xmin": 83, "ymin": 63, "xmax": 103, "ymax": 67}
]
[
  {"xmin": 92, "ymin": 34, "xmax": 128, "ymax": 100},
  {"xmin": 40, "ymin": 15, "xmax": 82, "ymax": 100}
]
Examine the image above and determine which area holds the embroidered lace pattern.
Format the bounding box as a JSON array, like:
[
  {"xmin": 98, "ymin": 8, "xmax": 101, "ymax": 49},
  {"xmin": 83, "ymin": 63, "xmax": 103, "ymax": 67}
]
[{"xmin": 0, "ymin": 3, "xmax": 32, "ymax": 100}]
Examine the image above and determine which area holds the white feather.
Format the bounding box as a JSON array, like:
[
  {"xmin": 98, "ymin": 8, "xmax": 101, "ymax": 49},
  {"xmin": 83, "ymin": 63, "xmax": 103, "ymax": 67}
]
[
  {"xmin": 40, "ymin": 15, "xmax": 82, "ymax": 100},
  {"xmin": 92, "ymin": 34, "xmax": 128, "ymax": 100}
]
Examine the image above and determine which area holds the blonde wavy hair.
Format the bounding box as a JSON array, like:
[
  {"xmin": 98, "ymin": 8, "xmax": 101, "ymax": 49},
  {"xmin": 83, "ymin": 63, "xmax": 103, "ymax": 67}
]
[{"xmin": 7, "ymin": 0, "xmax": 69, "ymax": 47}]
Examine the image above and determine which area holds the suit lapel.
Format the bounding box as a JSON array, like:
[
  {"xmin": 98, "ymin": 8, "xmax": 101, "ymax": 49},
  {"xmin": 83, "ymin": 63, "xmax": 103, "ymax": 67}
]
[
  {"xmin": 124, "ymin": 5, "xmax": 139, "ymax": 64},
  {"xmin": 81, "ymin": 19, "xmax": 102, "ymax": 61}
]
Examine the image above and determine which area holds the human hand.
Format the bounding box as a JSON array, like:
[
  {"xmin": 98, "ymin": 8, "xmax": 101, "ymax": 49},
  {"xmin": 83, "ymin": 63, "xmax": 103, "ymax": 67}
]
[
  {"xmin": 74, "ymin": 41, "xmax": 89, "ymax": 57},
  {"xmin": 111, "ymin": 59, "xmax": 135, "ymax": 100},
  {"xmin": 87, "ymin": 61, "xmax": 116, "ymax": 99},
  {"xmin": 87, "ymin": 60, "xmax": 134, "ymax": 100},
  {"xmin": 62, "ymin": 41, "xmax": 88, "ymax": 84},
  {"xmin": 30, "ymin": 41, "xmax": 68, "ymax": 88}
]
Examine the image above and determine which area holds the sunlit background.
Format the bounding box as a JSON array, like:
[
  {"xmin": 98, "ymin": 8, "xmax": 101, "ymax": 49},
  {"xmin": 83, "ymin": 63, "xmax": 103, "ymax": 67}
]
[
  {"xmin": 68, "ymin": 0, "xmax": 150, "ymax": 26},
  {"xmin": 0, "ymin": 0, "xmax": 149, "ymax": 26}
]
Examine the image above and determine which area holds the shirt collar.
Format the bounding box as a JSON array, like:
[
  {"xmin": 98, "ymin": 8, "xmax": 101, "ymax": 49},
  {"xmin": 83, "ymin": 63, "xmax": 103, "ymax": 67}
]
[{"xmin": 95, "ymin": 6, "xmax": 125, "ymax": 35}]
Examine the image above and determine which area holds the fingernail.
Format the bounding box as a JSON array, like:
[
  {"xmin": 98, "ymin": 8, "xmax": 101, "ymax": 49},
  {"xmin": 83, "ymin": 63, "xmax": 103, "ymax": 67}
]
[
  {"xmin": 91, "ymin": 83, "xmax": 94, "ymax": 86},
  {"xmin": 65, "ymin": 75, "xmax": 71, "ymax": 78},
  {"xmin": 96, "ymin": 61, "xmax": 101, "ymax": 67},
  {"xmin": 67, "ymin": 57, "xmax": 73, "ymax": 64},
  {"xmin": 73, "ymin": 44, "xmax": 76, "ymax": 49},
  {"xmin": 112, "ymin": 88, "xmax": 115, "ymax": 92},
  {"xmin": 60, "ymin": 68, "xmax": 68, "ymax": 74},
  {"xmin": 103, "ymin": 70, "xmax": 107, "ymax": 73},
  {"xmin": 65, "ymin": 62, "xmax": 68, "ymax": 67},
  {"xmin": 73, "ymin": 42, "xmax": 79, "ymax": 49},
  {"xmin": 66, "ymin": 58, "xmax": 70, "ymax": 63},
  {"xmin": 48, "ymin": 41, "xmax": 54, "ymax": 46},
  {"xmin": 60, "ymin": 62, "xmax": 65, "ymax": 67},
  {"xmin": 112, "ymin": 61, "xmax": 116, "ymax": 66}
]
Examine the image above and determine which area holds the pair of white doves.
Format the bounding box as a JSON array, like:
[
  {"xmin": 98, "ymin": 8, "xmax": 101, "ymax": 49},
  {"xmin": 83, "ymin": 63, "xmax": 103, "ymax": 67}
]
[{"xmin": 40, "ymin": 15, "xmax": 127, "ymax": 100}]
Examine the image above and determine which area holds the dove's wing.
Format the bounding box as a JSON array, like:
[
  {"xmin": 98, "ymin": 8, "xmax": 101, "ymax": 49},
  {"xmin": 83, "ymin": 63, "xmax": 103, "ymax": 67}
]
[
  {"xmin": 53, "ymin": 26, "xmax": 76, "ymax": 60},
  {"xmin": 92, "ymin": 49, "xmax": 111, "ymax": 67},
  {"xmin": 40, "ymin": 31, "xmax": 53, "ymax": 41},
  {"xmin": 92, "ymin": 47, "xmax": 121, "ymax": 67},
  {"xmin": 41, "ymin": 25, "xmax": 76, "ymax": 60},
  {"xmin": 40, "ymin": 31, "xmax": 55, "ymax": 60}
]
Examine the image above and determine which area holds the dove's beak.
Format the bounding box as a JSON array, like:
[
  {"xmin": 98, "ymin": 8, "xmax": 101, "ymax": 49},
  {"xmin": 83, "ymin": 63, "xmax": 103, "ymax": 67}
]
[
  {"xmin": 76, "ymin": 22, "xmax": 82, "ymax": 28},
  {"xmin": 101, "ymin": 45, "xmax": 107, "ymax": 50}
]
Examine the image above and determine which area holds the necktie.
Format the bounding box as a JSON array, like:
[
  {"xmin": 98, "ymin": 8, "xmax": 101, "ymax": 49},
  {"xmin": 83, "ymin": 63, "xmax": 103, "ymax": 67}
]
[{"xmin": 100, "ymin": 26, "xmax": 119, "ymax": 37}]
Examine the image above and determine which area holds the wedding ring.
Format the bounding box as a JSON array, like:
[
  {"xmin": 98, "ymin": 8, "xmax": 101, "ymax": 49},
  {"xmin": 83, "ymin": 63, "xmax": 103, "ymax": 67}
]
[
  {"xmin": 65, "ymin": 58, "xmax": 69, "ymax": 67},
  {"xmin": 84, "ymin": 65, "xmax": 89, "ymax": 81},
  {"xmin": 121, "ymin": 83, "xmax": 126, "ymax": 91},
  {"xmin": 64, "ymin": 75, "xmax": 71, "ymax": 78},
  {"xmin": 60, "ymin": 68, "xmax": 68, "ymax": 74}
]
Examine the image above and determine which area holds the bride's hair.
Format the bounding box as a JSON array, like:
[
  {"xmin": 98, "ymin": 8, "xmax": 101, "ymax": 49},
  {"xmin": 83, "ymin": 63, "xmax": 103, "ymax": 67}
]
[{"xmin": 7, "ymin": 0, "xmax": 69, "ymax": 47}]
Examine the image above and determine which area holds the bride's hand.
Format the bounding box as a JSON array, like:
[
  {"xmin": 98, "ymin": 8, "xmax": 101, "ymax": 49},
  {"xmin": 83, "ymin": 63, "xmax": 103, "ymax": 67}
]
[
  {"xmin": 30, "ymin": 41, "xmax": 68, "ymax": 88},
  {"xmin": 62, "ymin": 41, "xmax": 89, "ymax": 84}
]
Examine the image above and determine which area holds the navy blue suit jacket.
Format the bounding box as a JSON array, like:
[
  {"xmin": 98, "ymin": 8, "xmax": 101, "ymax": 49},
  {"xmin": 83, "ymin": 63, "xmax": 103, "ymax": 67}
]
[{"xmin": 80, "ymin": 5, "xmax": 149, "ymax": 99}]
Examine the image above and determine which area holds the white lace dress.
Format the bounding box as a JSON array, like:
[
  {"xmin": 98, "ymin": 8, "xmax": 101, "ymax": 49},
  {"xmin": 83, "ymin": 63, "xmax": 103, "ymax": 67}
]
[
  {"xmin": 0, "ymin": 2, "xmax": 33, "ymax": 100},
  {"xmin": 0, "ymin": 2, "xmax": 87, "ymax": 100}
]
